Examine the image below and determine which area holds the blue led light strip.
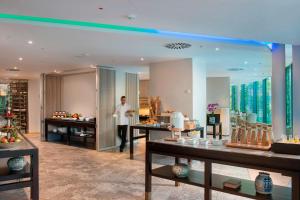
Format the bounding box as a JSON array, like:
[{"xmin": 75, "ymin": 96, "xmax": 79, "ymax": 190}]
[{"xmin": 0, "ymin": 13, "xmax": 272, "ymax": 48}]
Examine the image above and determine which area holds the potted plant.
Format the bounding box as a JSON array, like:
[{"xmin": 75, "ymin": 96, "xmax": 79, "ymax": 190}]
[{"xmin": 207, "ymin": 103, "xmax": 219, "ymax": 125}]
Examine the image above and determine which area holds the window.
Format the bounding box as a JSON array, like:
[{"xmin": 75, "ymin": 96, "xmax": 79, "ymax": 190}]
[
  {"xmin": 240, "ymin": 84, "xmax": 248, "ymax": 113},
  {"xmin": 253, "ymin": 81, "xmax": 263, "ymax": 122},
  {"xmin": 286, "ymin": 64, "xmax": 293, "ymax": 134},
  {"xmin": 247, "ymin": 83, "xmax": 253, "ymax": 113},
  {"xmin": 262, "ymin": 77, "xmax": 272, "ymax": 124},
  {"xmin": 230, "ymin": 85, "xmax": 238, "ymax": 111}
]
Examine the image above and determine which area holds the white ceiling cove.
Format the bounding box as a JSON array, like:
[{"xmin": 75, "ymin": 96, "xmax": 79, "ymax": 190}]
[{"xmin": 1, "ymin": 0, "xmax": 296, "ymax": 81}]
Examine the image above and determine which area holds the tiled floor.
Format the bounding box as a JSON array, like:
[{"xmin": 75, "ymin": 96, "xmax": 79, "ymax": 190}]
[{"xmin": 0, "ymin": 134, "xmax": 290, "ymax": 200}]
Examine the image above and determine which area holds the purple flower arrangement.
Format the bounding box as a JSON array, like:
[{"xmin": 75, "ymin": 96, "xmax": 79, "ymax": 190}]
[{"xmin": 207, "ymin": 103, "xmax": 219, "ymax": 113}]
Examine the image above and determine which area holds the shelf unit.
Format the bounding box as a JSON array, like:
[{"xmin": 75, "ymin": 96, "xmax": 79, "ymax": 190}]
[
  {"xmin": 9, "ymin": 80, "xmax": 28, "ymax": 133},
  {"xmin": 152, "ymin": 165, "xmax": 291, "ymax": 200},
  {"xmin": 146, "ymin": 141, "xmax": 299, "ymax": 200},
  {"xmin": 0, "ymin": 133, "xmax": 39, "ymax": 199},
  {"xmin": 0, "ymin": 95, "xmax": 7, "ymax": 115}
]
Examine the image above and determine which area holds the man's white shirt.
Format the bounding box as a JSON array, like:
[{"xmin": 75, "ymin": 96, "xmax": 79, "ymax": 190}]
[{"xmin": 115, "ymin": 103, "xmax": 131, "ymax": 125}]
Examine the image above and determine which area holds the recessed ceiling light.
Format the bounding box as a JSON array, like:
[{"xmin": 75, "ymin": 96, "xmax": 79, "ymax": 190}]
[
  {"xmin": 244, "ymin": 61, "xmax": 248, "ymax": 65},
  {"xmin": 140, "ymin": 57, "xmax": 144, "ymax": 61},
  {"xmin": 127, "ymin": 14, "xmax": 137, "ymax": 20},
  {"xmin": 215, "ymin": 47, "xmax": 220, "ymax": 51},
  {"xmin": 6, "ymin": 67, "xmax": 20, "ymax": 72},
  {"xmin": 27, "ymin": 40, "xmax": 33, "ymax": 44},
  {"xmin": 54, "ymin": 70, "xmax": 61, "ymax": 74},
  {"xmin": 18, "ymin": 57, "xmax": 23, "ymax": 61}
]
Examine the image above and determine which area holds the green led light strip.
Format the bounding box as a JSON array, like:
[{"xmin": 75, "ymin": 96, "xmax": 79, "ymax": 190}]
[{"xmin": 0, "ymin": 13, "xmax": 159, "ymax": 33}]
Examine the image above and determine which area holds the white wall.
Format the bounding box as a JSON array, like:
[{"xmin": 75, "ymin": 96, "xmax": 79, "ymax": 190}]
[
  {"xmin": 61, "ymin": 72, "xmax": 96, "ymax": 117},
  {"xmin": 206, "ymin": 77, "xmax": 230, "ymax": 108},
  {"xmin": 139, "ymin": 80, "xmax": 149, "ymax": 97},
  {"xmin": 149, "ymin": 59, "xmax": 194, "ymax": 118},
  {"xmin": 192, "ymin": 58, "xmax": 207, "ymax": 126},
  {"xmin": 293, "ymin": 45, "xmax": 300, "ymax": 136},
  {"xmin": 28, "ymin": 79, "xmax": 41, "ymax": 133},
  {"xmin": 206, "ymin": 77, "xmax": 230, "ymax": 135},
  {"xmin": 272, "ymin": 44, "xmax": 286, "ymax": 139}
]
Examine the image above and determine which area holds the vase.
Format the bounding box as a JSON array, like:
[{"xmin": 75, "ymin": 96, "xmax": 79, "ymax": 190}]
[
  {"xmin": 172, "ymin": 163, "xmax": 190, "ymax": 178},
  {"xmin": 255, "ymin": 172, "xmax": 273, "ymax": 195},
  {"xmin": 7, "ymin": 157, "xmax": 26, "ymax": 172}
]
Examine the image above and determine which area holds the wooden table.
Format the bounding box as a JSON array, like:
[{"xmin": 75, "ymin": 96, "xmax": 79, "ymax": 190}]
[
  {"xmin": 129, "ymin": 125, "xmax": 204, "ymax": 160},
  {"xmin": 45, "ymin": 118, "xmax": 96, "ymax": 149},
  {"xmin": 145, "ymin": 140, "xmax": 300, "ymax": 200},
  {"xmin": 0, "ymin": 133, "xmax": 39, "ymax": 200}
]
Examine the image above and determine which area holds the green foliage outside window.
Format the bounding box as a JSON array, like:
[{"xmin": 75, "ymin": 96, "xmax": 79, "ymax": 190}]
[
  {"xmin": 286, "ymin": 64, "xmax": 293, "ymax": 135},
  {"xmin": 240, "ymin": 84, "xmax": 248, "ymax": 113},
  {"xmin": 230, "ymin": 85, "xmax": 238, "ymax": 111}
]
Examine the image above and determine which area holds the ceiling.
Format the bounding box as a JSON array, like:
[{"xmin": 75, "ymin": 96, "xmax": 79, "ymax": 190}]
[
  {"xmin": 1, "ymin": 0, "xmax": 299, "ymax": 44},
  {"xmin": 1, "ymin": 0, "xmax": 297, "ymax": 82}
]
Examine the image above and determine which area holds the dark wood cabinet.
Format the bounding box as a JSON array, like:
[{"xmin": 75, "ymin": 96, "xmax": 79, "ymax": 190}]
[{"xmin": 45, "ymin": 118, "xmax": 96, "ymax": 149}]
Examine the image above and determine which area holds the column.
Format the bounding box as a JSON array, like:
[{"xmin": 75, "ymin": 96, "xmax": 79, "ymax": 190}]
[
  {"xmin": 293, "ymin": 45, "xmax": 300, "ymax": 136},
  {"xmin": 192, "ymin": 57, "xmax": 207, "ymax": 134},
  {"xmin": 272, "ymin": 44, "xmax": 286, "ymax": 140}
]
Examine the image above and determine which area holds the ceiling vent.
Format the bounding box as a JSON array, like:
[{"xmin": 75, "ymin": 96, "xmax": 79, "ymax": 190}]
[
  {"xmin": 227, "ymin": 68, "xmax": 244, "ymax": 72},
  {"xmin": 6, "ymin": 67, "xmax": 20, "ymax": 72},
  {"xmin": 165, "ymin": 42, "xmax": 192, "ymax": 50}
]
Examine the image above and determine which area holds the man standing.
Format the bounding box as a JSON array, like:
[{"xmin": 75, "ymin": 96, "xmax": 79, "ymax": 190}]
[{"xmin": 114, "ymin": 96, "xmax": 132, "ymax": 152}]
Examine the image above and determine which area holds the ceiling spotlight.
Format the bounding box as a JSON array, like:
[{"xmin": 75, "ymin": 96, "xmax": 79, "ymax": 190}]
[
  {"xmin": 6, "ymin": 67, "xmax": 20, "ymax": 72},
  {"xmin": 227, "ymin": 68, "xmax": 244, "ymax": 72},
  {"xmin": 244, "ymin": 61, "xmax": 248, "ymax": 65},
  {"xmin": 18, "ymin": 57, "xmax": 23, "ymax": 61},
  {"xmin": 127, "ymin": 14, "xmax": 137, "ymax": 20},
  {"xmin": 215, "ymin": 47, "xmax": 220, "ymax": 51},
  {"xmin": 27, "ymin": 40, "xmax": 33, "ymax": 44},
  {"xmin": 140, "ymin": 57, "xmax": 144, "ymax": 61}
]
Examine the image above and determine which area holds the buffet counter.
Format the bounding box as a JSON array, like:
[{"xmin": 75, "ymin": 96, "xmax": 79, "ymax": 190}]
[
  {"xmin": 45, "ymin": 118, "xmax": 96, "ymax": 149},
  {"xmin": 145, "ymin": 140, "xmax": 300, "ymax": 200},
  {"xmin": 129, "ymin": 124, "xmax": 204, "ymax": 160}
]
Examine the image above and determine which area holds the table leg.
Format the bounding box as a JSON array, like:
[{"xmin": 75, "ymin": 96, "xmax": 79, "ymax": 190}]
[
  {"xmin": 204, "ymin": 161, "xmax": 212, "ymax": 200},
  {"xmin": 146, "ymin": 129, "xmax": 150, "ymax": 141},
  {"xmin": 67, "ymin": 127, "xmax": 71, "ymax": 145},
  {"xmin": 219, "ymin": 123, "xmax": 222, "ymax": 140},
  {"xmin": 292, "ymin": 173, "xmax": 300, "ymax": 200},
  {"xmin": 200, "ymin": 129, "xmax": 204, "ymax": 138},
  {"xmin": 31, "ymin": 149, "xmax": 39, "ymax": 200},
  {"xmin": 45, "ymin": 122, "xmax": 48, "ymax": 141},
  {"xmin": 218, "ymin": 124, "xmax": 222, "ymax": 140},
  {"xmin": 145, "ymin": 144, "xmax": 152, "ymax": 200},
  {"xmin": 213, "ymin": 125, "xmax": 216, "ymax": 139},
  {"xmin": 130, "ymin": 126, "xmax": 134, "ymax": 160},
  {"xmin": 175, "ymin": 157, "xmax": 180, "ymax": 187}
]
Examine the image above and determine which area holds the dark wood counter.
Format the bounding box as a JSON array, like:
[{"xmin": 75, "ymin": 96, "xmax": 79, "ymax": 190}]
[
  {"xmin": 129, "ymin": 124, "xmax": 204, "ymax": 160},
  {"xmin": 45, "ymin": 118, "xmax": 96, "ymax": 149},
  {"xmin": 0, "ymin": 133, "xmax": 39, "ymax": 200},
  {"xmin": 146, "ymin": 140, "xmax": 300, "ymax": 200}
]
